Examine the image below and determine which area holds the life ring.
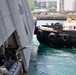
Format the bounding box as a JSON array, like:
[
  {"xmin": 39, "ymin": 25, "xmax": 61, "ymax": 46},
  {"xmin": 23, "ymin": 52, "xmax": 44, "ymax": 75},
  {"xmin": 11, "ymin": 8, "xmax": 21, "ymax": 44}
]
[
  {"xmin": 69, "ymin": 26, "xmax": 72, "ymax": 29},
  {"xmin": 61, "ymin": 34, "xmax": 69, "ymax": 41},
  {"xmin": 48, "ymin": 33, "xmax": 56, "ymax": 41}
]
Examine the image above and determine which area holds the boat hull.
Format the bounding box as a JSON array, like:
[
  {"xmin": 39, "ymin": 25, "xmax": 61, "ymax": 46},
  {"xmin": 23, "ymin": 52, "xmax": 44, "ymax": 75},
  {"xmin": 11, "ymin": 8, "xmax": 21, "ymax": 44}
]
[{"xmin": 36, "ymin": 28, "xmax": 76, "ymax": 48}]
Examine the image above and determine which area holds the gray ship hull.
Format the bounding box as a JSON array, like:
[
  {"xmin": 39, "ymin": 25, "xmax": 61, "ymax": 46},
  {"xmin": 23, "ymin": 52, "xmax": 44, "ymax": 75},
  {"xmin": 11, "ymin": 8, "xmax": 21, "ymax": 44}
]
[{"xmin": 0, "ymin": 0, "xmax": 35, "ymax": 74}]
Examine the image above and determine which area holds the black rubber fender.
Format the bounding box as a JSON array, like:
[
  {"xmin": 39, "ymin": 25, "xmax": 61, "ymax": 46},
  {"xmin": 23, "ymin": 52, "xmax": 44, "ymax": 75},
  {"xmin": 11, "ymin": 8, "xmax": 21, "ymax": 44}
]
[
  {"xmin": 61, "ymin": 34, "xmax": 69, "ymax": 41},
  {"xmin": 48, "ymin": 33, "xmax": 56, "ymax": 41}
]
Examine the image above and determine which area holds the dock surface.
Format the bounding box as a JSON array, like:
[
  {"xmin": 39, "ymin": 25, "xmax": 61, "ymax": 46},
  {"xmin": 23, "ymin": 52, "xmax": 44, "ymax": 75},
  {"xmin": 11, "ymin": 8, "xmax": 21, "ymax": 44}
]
[{"xmin": 32, "ymin": 13, "xmax": 76, "ymax": 20}]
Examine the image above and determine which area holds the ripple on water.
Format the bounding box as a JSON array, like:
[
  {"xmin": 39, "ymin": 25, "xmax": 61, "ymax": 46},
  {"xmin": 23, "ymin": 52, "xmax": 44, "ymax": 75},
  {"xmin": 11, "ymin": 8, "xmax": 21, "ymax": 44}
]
[{"xmin": 28, "ymin": 20, "xmax": 76, "ymax": 75}]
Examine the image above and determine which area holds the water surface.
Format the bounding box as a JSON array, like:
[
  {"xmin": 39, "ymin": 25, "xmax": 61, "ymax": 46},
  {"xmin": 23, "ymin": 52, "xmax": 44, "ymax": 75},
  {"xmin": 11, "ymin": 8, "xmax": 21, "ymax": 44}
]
[{"xmin": 27, "ymin": 20, "xmax": 76, "ymax": 75}]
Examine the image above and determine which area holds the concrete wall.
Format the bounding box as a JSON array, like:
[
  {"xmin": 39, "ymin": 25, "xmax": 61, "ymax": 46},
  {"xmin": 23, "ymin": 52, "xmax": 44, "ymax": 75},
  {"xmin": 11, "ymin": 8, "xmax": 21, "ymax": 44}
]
[
  {"xmin": 57, "ymin": 0, "xmax": 76, "ymax": 11},
  {"xmin": 64, "ymin": 0, "xmax": 74, "ymax": 11}
]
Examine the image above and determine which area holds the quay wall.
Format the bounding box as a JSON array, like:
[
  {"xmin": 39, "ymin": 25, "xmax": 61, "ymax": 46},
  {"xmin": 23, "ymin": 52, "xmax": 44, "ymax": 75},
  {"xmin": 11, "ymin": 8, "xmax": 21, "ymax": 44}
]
[{"xmin": 32, "ymin": 13, "xmax": 76, "ymax": 20}]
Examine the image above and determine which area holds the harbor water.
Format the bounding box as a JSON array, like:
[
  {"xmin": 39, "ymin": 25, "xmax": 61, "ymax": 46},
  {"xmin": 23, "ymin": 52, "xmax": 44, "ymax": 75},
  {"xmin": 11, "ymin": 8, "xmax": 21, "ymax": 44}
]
[{"xmin": 27, "ymin": 20, "xmax": 76, "ymax": 75}]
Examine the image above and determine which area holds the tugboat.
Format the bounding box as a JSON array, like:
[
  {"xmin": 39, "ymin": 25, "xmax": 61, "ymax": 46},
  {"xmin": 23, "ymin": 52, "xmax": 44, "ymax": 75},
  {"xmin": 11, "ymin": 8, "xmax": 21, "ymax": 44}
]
[{"xmin": 35, "ymin": 18, "xmax": 76, "ymax": 48}]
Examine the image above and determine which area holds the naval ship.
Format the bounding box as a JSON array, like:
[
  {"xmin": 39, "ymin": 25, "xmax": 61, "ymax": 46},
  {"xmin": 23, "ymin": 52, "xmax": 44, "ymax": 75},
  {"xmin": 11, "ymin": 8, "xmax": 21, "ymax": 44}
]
[{"xmin": 0, "ymin": 0, "xmax": 35, "ymax": 75}]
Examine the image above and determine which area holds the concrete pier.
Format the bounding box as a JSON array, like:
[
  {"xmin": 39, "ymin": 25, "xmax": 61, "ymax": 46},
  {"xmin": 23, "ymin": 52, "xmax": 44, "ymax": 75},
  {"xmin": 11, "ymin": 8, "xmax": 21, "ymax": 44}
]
[{"xmin": 32, "ymin": 13, "xmax": 76, "ymax": 20}]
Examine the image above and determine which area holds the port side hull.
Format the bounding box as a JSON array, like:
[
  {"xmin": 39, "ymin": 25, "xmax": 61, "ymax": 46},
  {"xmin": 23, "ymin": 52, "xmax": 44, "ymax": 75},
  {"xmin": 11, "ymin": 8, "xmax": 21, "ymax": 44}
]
[{"xmin": 36, "ymin": 30, "xmax": 76, "ymax": 48}]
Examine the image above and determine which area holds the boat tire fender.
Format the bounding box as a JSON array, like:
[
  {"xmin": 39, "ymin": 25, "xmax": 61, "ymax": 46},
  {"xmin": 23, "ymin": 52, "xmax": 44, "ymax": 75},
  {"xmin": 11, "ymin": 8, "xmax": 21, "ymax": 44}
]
[
  {"xmin": 48, "ymin": 33, "xmax": 56, "ymax": 41},
  {"xmin": 61, "ymin": 34, "xmax": 69, "ymax": 41}
]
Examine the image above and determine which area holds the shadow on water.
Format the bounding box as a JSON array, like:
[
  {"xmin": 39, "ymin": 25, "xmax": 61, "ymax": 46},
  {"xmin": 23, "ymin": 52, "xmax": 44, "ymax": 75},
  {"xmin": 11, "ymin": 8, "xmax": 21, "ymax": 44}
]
[
  {"xmin": 28, "ymin": 42, "xmax": 76, "ymax": 75},
  {"xmin": 38, "ymin": 44, "xmax": 76, "ymax": 55}
]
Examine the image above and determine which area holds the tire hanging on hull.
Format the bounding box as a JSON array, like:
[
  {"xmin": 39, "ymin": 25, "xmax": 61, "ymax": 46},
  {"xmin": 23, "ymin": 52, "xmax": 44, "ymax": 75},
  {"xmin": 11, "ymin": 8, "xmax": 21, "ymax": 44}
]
[
  {"xmin": 61, "ymin": 34, "xmax": 69, "ymax": 41},
  {"xmin": 48, "ymin": 33, "xmax": 56, "ymax": 41}
]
